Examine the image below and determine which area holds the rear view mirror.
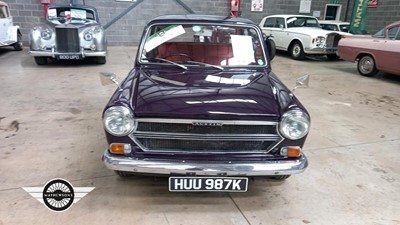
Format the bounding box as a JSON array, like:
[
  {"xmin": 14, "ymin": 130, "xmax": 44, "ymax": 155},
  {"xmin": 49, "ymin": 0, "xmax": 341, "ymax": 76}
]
[
  {"xmin": 99, "ymin": 72, "xmax": 122, "ymax": 91},
  {"xmin": 292, "ymin": 75, "xmax": 310, "ymax": 93}
]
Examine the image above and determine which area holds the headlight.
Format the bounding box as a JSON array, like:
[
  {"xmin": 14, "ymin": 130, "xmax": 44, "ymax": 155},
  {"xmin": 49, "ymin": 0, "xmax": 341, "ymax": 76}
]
[
  {"xmin": 279, "ymin": 109, "xmax": 310, "ymax": 140},
  {"xmin": 84, "ymin": 31, "xmax": 93, "ymax": 41},
  {"xmin": 315, "ymin": 36, "xmax": 325, "ymax": 44},
  {"xmin": 40, "ymin": 30, "xmax": 52, "ymax": 40},
  {"xmin": 103, "ymin": 106, "xmax": 135, "ymax": 136}
]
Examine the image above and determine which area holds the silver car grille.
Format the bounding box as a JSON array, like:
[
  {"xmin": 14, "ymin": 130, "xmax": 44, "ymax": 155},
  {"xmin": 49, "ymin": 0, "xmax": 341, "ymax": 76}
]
[
  {"xmin": 130, "ymin": 119, "xmax": 283, "ymax": 153},
  {"xmin": 56, "ymin": 27, "xmax": 80, "ymax": 53},
  {"xmin": 326, "ymin": 33, "xmax": 341, "ymax": 48}
]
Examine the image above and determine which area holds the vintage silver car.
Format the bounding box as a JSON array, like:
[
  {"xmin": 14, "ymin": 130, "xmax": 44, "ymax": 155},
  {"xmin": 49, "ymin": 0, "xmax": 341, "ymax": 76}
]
[
  {"xmin": 260, "ymin": 15, "xmax": 341, "ymax": 60},
  {"xmin": 0, "ymin": 1, "xmax": 22, "ymax": 51},
  {"xmin": 29, "ymin": 4, "xmax": 107, "ymax": 65}
]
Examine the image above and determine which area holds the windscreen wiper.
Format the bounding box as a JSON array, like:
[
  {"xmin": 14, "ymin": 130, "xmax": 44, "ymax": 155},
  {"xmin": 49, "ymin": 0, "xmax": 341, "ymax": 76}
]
[
  {"xmin": 143, "ymin": 57, "xmax": 187, "ymax": 70},
  {"xmin": 183, "ymin": 61, "xmax": 224, "ymax": 71}
]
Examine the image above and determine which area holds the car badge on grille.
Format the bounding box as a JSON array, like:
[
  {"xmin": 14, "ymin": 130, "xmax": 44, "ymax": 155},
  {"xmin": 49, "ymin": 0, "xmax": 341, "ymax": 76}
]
[{"xmin": 192, "ymin": 122, "xmax": 223, "ymax": 126}]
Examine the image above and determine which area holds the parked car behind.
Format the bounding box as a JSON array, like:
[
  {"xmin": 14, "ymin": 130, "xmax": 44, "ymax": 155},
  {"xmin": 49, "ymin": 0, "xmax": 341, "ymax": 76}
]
[
  {"xmin": 0, "ymin": 1, "xmax": 22, "ymax": 51},
  {"xmin": 29, "ymin": 3, "xmax": 107, "ymax": 65},
  {"xmin": 101, "ymin": 15, "xmax": 311, "ymax": 192},
  {"xmin": 338, "ymin": 20, "xmax": 400, "ymax": 77},
  {"xmin": 319, "ymin": 20, "xmax": 350, "ymax": 33},
  {"xmin": 259, "ymin": 15, "xmax": 341, "ymax": 60}
]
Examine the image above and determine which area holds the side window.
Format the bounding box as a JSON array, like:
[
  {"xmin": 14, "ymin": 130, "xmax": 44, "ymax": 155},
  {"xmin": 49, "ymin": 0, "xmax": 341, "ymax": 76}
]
[
  {"xmin": 275, "ymin": 18, "xmax": 285, "ymax": 28},
  {"xmin": 388, "ymin": 26, "xmax": 400, "ymax": 40},
  {"xmin": 263, "ymin": 18, "xmax": 275, "ymax": 28},
  {"xmin": 0, "ymin": 5, "xmax": 8, "ymax": 18}
]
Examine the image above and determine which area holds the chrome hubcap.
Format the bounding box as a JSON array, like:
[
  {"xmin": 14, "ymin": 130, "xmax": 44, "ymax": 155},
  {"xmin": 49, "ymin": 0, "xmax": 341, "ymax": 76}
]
[{"xmin": 360, "ymin": 57, "xmax": 374, "ymax": 73}]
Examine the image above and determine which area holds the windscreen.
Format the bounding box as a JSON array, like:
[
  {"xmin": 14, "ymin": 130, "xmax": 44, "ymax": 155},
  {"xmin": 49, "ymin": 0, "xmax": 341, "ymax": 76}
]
[{"xmin": 140, "ymin": 24, "xmax": 267, "ymax": 67}]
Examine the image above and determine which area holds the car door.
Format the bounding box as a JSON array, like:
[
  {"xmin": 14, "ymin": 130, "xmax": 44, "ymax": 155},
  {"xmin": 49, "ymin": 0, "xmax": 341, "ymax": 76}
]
[
  {"xmin": 377, "ymin": 26, "xmax": 400, "ymax": 74},
  {"xmin": 0, "ymin": 4, "xmax": 11, "ymax": 43},
  {"xmin": 261, "ymin": 17, "xmax": 286, "ymax": 50}
]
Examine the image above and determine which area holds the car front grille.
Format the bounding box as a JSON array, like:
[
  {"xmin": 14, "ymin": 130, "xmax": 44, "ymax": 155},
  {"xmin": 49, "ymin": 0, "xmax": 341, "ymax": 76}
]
[
  {"xmin": 56, "ymin": 27, "xmax": 80, "ymax": 53},
  {"xmin": 326, "ymin": 33, "xmax": 341, "ymax": 48},
  {"xmin": 130, "ymin": 119, "xmax": 282, "ymax": 153}
]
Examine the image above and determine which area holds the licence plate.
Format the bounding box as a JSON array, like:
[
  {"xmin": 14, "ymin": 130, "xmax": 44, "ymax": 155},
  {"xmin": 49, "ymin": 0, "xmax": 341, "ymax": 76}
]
[
  {"xmin": 169, "ymin": 177, "xmax": 248, "ymax": 192},
  {"xmin": 57, "ymin": 54, "xmax": 81, "ymax": 60}
]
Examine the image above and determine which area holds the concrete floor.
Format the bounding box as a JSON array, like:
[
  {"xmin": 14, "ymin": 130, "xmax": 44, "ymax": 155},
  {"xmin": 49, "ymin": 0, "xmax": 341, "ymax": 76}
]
[{"xmin": 0, "ymin": 46, "xmax": 399, "ymax": 225}]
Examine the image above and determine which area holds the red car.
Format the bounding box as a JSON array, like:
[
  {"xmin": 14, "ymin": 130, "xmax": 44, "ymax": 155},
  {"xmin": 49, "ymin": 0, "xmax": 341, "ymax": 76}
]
[{"xmin": 338, "ymin": 21, "xmax": 400, "ymax": 77}]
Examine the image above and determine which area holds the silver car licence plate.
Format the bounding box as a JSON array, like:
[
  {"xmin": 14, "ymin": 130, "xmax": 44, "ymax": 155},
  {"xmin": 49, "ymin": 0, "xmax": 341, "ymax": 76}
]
[
  {"xmin": 57, "ymin": 55, "xmax": 81, "ymax": 60},
  {"xmin": 169, "ymin": 177, "xmax": 248, "ymax": 192}
]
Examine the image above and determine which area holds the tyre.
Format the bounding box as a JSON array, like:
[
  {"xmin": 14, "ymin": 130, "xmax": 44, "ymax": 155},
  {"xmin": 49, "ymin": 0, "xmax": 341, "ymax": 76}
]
[
  {"xmin": 115, "ymin": 170, "xmax": 134, "ymax": 177},
  {"xmin": 289, "ymin": 42, "xmax": 305, "ymax": 60},
  {"xmin": 326, "ymin": 54, "xmax": 339, "ymax": 60},
  {"xmin": 97, "ymin": 56, "xmax": 106, "ymax": 64},
  {"xmin": 270, "ymin": 175, "xmax": 291, "ymax": 180},
  {"xmin": 357, "ymin": 55, "xmax": 378, "ymax": 77},
  {"xmin": 13, "ymin": 33, "xmax": 23, "ymax": 51},
  {"xmin": 34, "ymin": 57, "xmax": 48, "ymax": 65},
  {"xmin": 266, "ymin": 39, "xmax": 276, "ymax": 61}
]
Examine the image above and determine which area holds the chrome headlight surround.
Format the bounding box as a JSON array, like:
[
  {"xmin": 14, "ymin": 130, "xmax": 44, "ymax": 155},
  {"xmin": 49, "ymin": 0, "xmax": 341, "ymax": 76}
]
[
  {"xmin": 315, "ymin": 36, "xmax": 325, "ymax": 44},
  {"xmin": 103, "ymin": 106, "xmax": 135, "ymax": 136},
  {"xmin": 40, "ymin": 30, "xmax": 52, "ymax": 40},
  {"xmin": 279, "ymin": 109, "xmax": 310, "ymax": 140},
  {"xmin": 84, "ymin": 30, "xmax": 94, "ymax": 41}
]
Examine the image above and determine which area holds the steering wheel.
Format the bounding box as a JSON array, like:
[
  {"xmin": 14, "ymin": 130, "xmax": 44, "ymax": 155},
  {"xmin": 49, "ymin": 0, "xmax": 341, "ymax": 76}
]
[{"xmin": 163, "ymin": 53, "xmax": 194, "ymax": 61}]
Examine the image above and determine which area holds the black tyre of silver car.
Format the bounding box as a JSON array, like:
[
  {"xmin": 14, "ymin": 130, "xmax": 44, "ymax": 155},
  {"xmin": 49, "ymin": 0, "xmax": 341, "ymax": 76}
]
[
  {"xmin": 97, "ymin": 56, "xmax": 106, "ymax": 64},
  {"xmin": 115, "ymin": 170, "xmax": 134, "ymax": 177},
  {"xmin": 34, "ymin": 57, "xmax": 48, "ymax": 65},
  {"xmin": 289, "ymin": 41, "xmax": 305, "ymax": 60},
  {"xmin": 266, "ymin": 39, "xmax": 276, "ymax": 61},
  {"xmin": 13, "ymin": 32, "xmax": 23, "ymax": 51},
  {"xmin": 326, "ymin": 54, "xmax": 339, "ymax": 60},
  {"xmin": 357, "ymin": 55, "xmax": 378, "ymax": 77},
  {"xmin": 270, "ymin": 175, "xmax": 291, "ymax": 180}
]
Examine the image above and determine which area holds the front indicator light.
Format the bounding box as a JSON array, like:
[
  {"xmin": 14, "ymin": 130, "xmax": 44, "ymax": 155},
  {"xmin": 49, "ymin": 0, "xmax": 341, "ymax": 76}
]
[
  {"xmin": 110, "ymin": 143, "xmax": 131, "ymax": 154},
  {"xmin": 281, "ymin": 146, "xmax": 301, "ymax": 157}
]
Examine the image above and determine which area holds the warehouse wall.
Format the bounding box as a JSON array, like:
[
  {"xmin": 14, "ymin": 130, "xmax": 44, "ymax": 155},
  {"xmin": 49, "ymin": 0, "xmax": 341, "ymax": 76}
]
[{"xmin": 3, "ymin": 0, "xmax": 400, "ymax": 46}]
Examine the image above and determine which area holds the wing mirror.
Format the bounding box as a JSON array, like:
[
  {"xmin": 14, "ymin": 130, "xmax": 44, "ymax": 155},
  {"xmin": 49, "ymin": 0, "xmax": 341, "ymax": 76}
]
[
  {"xmin": 99, "ymin": 72, "xmax": 123, "ymax": 91},
  {"xmin": 291, "ymin": 75, "xmax": 309, "ymax": 93}
]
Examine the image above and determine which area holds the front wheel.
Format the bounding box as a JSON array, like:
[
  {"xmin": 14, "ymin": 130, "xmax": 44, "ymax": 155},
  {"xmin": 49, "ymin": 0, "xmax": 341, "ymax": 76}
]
[
  {"xmin": 289, "ymin": 42, "xmax": 305, "ymax": 60},
  {"xmin": 13, "ymin": 33, "xmax": 23, "ymax": 51},
  {"xmin": 270, "ymin": 175, "xmax": 291, "ymax": 180},
  {"xmin": 357, "ymin": 55, "xmax": 378, "ymax": 77},
  {"xmin": 327, "ymin": 54, "xmax": 339, "ymax": 60},
  {"xmin": 266, "ymin": 39, "xmax": 276, "ymax": 61},
  {"xmin": 34, "ymin": 57, "xmax": 48, "ymax": 65},
  {"xmin": 97, "ymin": 56, "xmax": 106, "ymax": 64}
]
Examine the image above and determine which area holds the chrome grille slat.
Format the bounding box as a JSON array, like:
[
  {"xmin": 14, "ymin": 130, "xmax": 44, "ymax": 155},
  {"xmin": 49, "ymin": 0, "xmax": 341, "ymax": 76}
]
[
  {"xmin": 56, "ymin": 27, "xmax": 80, "ymax": 53},
  {"xmin": 130, "ymin": 119, "xmax": 283, "ymax": 153}
]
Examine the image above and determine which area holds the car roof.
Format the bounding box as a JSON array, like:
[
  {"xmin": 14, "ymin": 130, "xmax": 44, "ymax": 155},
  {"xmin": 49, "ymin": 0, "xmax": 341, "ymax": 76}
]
[
  {"xmin": 318, "ymin": 20, "xmax": 350, "ymax": 24},
  {"xmin": 148, "ymin": 14, "xmax": 257, "ymax": 25},
  {"xmin": 264, "ymin": 14, "xmax": 317, "ymax": 19},
  {"xmin": 48, "ymin": 4, "xmax": 97, "ymax": 11},
  {"xmin": 386, "ymin": 20, "xmax": 400, "ymax": 28}
]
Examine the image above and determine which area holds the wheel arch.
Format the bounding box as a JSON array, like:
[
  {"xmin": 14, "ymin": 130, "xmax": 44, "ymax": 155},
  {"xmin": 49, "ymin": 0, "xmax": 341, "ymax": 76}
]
[{"xmin": 287, "ymin": 38, "xmax": 304, "ymax": 52}]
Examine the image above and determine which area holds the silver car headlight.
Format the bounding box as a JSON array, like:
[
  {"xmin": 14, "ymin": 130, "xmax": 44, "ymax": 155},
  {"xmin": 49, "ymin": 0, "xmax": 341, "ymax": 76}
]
[
  {"xmin": 279, "ymin": 109, "xmax": 310, "ymax": 140},
  {"xmin": 315, "ymin": 36, "xmax": 325, "ymax": 44},
  {"xmin": 84, "ymin": 31, "xmax": 94, "ymax": 41},
  {"xmin": 103, "ymin": 106, "xmax": 135, "ymax": 136},
  {"xmin": 40, "ymin": 30, "xmax": 52, "ymax": 40}
]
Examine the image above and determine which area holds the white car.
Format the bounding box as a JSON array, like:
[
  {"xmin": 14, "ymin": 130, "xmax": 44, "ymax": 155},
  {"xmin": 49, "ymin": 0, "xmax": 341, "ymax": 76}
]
[
  {"xmin": 260, "ymin": 15, "xmax": 341, "ymax": 60},
  {"xmin": 319, "ymin": 20, "xmax": 350, "ymax": 33},
  {"xmin": 0, "ymin": 1, "xmax": 22, "ymax": 51}
]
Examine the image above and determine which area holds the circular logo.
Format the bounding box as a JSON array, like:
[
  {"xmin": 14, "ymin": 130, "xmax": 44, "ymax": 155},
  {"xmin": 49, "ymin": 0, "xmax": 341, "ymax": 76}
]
[{"xmin": 42, "ymin": 179, "xmax": 75, "ymax": 212}]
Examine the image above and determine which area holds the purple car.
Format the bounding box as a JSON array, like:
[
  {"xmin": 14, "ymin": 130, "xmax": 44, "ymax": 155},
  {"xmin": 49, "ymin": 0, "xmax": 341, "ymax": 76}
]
[{"xmin": 101, "ymin": 15, "xmax": 310, "ymax": 192}]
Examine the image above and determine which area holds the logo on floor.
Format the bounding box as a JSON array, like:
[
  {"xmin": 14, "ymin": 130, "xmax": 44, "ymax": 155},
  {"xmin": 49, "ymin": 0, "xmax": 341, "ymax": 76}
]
[{"xmin": 22, "ymin": 178, "xmax": 95, "ymax": 212}]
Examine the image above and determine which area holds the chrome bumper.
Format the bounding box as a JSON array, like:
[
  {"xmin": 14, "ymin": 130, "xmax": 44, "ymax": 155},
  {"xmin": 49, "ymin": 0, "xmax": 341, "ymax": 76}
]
[
  {"xmin": 304, "ymin": 46, "xmax": 337, "ymax": 55},
  {"xmin": 29, "ymin": 50, "xmax": 107, "ymax": 58},
  {"xmin": 102, "ymin": 150, "xmax": 308, "ymax": 176}
]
